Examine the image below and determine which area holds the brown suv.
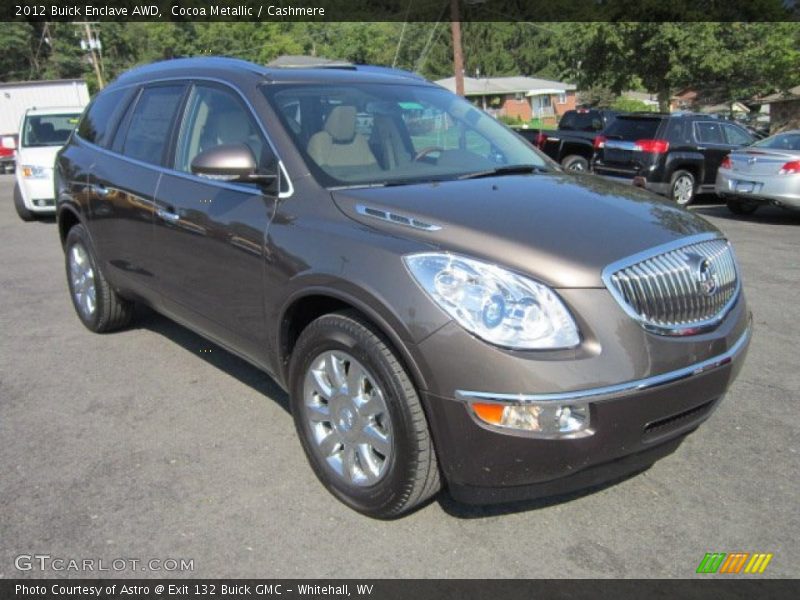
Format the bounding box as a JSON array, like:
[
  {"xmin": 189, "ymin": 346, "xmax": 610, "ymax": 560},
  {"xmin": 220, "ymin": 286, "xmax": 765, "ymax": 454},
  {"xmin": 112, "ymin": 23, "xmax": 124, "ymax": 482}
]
[{"xmin": 56, "ymin": 58, "xmax": 751, "ymax": 517}]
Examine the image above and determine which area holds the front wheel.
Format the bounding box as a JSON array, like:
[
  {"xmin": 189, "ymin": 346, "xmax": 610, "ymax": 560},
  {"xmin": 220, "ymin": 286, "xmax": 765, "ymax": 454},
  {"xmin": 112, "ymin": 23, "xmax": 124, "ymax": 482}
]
[
  {"xmin": 289, "ymin": 311, "xmax": 441, "ymax": 518},
  {"xmin": 561, "ymin": 154, "xmax": 589, "ymax": 172},
  {"xmin": 670, "ymin": 170, "xmax": 696, "ymax": 206},
  {"xmin": 13, "ymin": 182, "xmax": 36, "ymax": 222}
]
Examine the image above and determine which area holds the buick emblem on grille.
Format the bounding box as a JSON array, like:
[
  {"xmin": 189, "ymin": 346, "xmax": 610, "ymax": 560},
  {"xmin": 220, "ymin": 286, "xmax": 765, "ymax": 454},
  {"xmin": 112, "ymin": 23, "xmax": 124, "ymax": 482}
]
[{"xmin": 694, "ymin": 257, "xmax": 719, "ymax": 296}]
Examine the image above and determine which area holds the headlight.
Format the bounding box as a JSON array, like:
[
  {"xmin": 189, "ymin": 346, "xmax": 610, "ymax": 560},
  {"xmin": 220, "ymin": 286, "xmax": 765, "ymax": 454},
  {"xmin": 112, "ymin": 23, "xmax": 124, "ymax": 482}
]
[
  {"xmin": 21, "ymin": 165, "xmax": 48, "ymax": 179},
  {"xmin": 404, "ymin": 253, "xmax": 580, "ymax": 349}
]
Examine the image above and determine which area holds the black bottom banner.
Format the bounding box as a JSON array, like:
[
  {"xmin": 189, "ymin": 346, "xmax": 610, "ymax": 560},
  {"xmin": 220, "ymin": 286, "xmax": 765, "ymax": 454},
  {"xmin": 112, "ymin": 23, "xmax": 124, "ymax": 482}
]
[{"xmin": 2, "ymin": 579, "xmax": 798, "ymax": 600}]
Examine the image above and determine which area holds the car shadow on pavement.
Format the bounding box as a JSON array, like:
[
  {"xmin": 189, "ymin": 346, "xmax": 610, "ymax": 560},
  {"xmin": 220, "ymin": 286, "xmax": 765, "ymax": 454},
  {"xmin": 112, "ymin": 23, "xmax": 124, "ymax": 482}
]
[
  {"xmin": 436, "ymin": 467, "xmax": 651, "ymax": 519},
  {"xmin": 133, "ymin": 305, "xmax": 291, "ymax": 413},
  {"xmin": 692, "ymin": 204, "xmax": 800, "ymax": 225}
]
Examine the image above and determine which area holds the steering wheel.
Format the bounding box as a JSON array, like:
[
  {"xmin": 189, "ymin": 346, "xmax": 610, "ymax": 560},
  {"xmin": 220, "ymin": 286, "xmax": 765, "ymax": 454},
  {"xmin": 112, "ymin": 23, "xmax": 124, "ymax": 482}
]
[{"xmin": 413, "ymin": 146, "xmax": 445, "ymax": 162}]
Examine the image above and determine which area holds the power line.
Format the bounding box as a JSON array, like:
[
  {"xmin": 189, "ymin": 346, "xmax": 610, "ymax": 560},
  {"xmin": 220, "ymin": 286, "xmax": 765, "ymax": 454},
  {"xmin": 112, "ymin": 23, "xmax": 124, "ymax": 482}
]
[
  {"xmin": 392, "ymin": 0, "xmax": 414, "ymax": 68},
  {"xmin": 415, "ymin": 1, "xmax": 449, "ymax": 73}
]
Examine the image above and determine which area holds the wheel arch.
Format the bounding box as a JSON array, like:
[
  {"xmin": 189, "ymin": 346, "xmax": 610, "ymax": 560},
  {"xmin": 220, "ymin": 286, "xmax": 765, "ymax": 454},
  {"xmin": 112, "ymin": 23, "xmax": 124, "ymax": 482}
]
[
  {"xmin": 277, "ymin": 287, "xmax": 431, "ymax": 399},
  {"xmin": 57, "ymin": 204, "xmax": 83, "ymax": 248},
  {"xmin": 665, "ymin": 153, "xmax": 704, "ymax": 184}
]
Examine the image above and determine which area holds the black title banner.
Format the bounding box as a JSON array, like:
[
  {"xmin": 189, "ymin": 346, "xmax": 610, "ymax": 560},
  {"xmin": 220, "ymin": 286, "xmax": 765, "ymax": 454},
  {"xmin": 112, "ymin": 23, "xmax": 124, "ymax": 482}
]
[
  {"xmin": 3, "ymin": 579, "xmax": 800, "ymax": 600},
  {"xmin": 2, "ymin": 0, "xmax": 799, "ymax": 22}
]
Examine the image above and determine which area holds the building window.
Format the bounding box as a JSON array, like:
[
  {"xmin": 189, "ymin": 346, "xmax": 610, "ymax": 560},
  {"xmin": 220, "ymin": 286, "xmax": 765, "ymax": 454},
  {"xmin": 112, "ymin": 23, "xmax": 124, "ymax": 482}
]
[
  {"xmin": 558, "ymin": 93, "xmax": 567, "ymax": 105},
  {"xmin": 514, "ymin": 92, "xmax": 524, "ymax": 101}
]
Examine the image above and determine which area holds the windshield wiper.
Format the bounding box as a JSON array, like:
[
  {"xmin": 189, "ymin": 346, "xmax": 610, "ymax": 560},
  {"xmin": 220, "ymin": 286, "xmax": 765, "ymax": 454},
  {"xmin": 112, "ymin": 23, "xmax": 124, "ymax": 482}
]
[{"xmin": 457, "ymin": 164, "xmax": 548, "ymax": 180}]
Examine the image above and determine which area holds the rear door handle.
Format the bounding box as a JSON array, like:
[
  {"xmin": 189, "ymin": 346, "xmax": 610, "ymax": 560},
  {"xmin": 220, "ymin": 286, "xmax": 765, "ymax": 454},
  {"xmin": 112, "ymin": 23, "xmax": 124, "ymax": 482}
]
[
  {"xmin": 156, "ymin": 208, "xmax": 180, "ymax": 222},
  {"xmin": 88, "ymin": 183, "xmax": 110, "ymax": 197}
]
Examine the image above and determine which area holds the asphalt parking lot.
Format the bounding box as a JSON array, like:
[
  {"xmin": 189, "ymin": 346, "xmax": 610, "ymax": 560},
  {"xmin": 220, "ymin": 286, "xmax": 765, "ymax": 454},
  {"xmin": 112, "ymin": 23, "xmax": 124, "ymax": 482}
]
[{"xmin": 1, "ymin": 173, "xmax": 798, "ymax": 579}]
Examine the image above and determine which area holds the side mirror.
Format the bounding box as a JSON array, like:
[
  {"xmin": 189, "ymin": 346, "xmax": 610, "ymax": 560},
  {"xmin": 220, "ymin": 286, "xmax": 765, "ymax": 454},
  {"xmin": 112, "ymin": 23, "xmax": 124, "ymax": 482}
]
[{"xmin": 190, "ymin": 143, "xmax": 276, "ymax": 187}]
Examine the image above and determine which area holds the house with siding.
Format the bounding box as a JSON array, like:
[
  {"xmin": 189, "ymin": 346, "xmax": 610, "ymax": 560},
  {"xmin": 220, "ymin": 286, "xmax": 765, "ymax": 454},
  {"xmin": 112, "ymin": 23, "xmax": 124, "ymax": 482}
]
[
  {"xmin": 435, "ymin": 76, "xmax": 577, "ymax": 122},
  {"xmin": 760, "ymin": 86, "xmax": 800, "ymax": 133}
]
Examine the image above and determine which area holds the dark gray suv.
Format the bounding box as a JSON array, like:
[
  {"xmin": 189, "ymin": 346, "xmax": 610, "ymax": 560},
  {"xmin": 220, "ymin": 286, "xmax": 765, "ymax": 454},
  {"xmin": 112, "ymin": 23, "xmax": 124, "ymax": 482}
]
[{"xmin": 56, "ymin": 58, "xmax": 751, "ymax": 517}]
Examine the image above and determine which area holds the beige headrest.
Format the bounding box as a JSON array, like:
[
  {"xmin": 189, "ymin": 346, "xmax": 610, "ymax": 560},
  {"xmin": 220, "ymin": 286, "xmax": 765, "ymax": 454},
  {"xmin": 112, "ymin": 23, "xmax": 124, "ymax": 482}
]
[
  {"xmin": 324, "ymin": 106, "xmax": 357, "ymax": 143},
  {"xmin": 216, "ymin": 110, "xmax": 252, "ymax": 144}
]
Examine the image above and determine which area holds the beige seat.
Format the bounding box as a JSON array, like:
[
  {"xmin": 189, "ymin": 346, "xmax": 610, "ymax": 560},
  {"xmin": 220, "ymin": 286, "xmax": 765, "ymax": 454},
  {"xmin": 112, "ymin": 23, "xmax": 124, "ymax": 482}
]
[
  {"xmin": 199, "ymin": 108, "xmax": 263, "ymax": 166},
  {"xmin": 371, "ymin": 114, "xmax": 412, "ymax": 169},
  {"xmin": 307, "ymin": 106, "xmax": 378, "ymax": 168}
]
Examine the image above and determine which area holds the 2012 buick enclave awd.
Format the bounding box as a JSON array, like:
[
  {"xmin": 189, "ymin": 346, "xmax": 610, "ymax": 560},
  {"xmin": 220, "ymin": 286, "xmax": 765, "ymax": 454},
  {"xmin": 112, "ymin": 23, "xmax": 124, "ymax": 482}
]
[{"xmin": 56, "ymin": 58, "xmax": 751, "ymax": 517}]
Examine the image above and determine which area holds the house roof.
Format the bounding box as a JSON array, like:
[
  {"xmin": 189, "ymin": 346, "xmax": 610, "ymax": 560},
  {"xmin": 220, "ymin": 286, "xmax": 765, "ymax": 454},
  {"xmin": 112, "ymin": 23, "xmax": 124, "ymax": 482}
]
[
  {"xmin": 622, "ymin": 90, "xmax": 659, "ymax": 104},
  {"xmin": 760, "ymin": 85, "xmax": 800, "ymax": 104},
  {"xmin": 435, "ymin": 76, "xmax": 576, "ymax": 96},
  {"xmin": 699, "ymin": 102, "xmax": 751, "ymax": 114}
]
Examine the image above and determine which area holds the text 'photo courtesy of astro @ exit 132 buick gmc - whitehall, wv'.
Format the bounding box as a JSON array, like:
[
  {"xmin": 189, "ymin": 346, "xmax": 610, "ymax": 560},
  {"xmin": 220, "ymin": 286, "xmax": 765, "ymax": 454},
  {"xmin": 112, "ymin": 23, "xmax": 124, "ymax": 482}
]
[{"xmin": 54, "ymin": 57, "xmax": 751, "ymax": 518}]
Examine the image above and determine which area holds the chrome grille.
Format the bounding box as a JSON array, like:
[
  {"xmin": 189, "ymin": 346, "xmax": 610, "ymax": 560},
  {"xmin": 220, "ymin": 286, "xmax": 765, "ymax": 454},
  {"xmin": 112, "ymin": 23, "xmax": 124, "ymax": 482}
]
[{"xmin": 605, "ymin": 237, "xmax": 739, "ymax": 334}]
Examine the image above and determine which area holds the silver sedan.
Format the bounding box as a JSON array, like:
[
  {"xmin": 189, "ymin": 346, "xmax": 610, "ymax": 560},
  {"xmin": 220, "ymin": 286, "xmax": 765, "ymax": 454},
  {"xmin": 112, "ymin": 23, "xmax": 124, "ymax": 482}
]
[{"xmin": 716, "ymin": 130, "xmax": 800, "ymax": 215}]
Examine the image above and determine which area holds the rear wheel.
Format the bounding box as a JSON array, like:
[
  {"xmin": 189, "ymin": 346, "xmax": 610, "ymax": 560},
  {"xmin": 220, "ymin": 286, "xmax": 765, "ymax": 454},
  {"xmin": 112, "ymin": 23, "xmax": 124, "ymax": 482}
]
[
  {"xmin": 65, "ymin": 224, "xmax": 134, "ymax": 332},
  {"xmin": 727, "ymin": 198, "xmax": 759, "ymax": 216},
  {"xmin": 561, "ymin": 154, "xmax": 589, "ymax": 172},
  {"xmin": 670, "ymin": 170, "xmax": 696, "ymax": 206},
  {"xmin": 289, "ymin": 310, "xmax": 440, "ymax": 518},
  {"xmin": 13, "ymin": 182, "xmax": 36, "ymax": 222}
]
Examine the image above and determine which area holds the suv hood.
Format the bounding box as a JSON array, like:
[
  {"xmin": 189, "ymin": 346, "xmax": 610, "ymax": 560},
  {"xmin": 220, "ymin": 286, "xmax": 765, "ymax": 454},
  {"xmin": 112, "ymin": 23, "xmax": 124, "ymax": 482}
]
[{"xmin": 332, "ymin": 172, "xmax": 717, "ymax": 288}]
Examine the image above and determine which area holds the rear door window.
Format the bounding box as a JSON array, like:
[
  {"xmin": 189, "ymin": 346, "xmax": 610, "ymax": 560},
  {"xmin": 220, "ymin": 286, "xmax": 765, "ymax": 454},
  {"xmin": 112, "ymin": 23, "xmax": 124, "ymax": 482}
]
[
  {"xmin": 604, "ymin": 117, "xmax": 661, "ymax": 140},
  {"xmin": 560, "ymin": 111, "xmax": 603, "ymax": 132},
  {"xmin": 694, "ymin": 121, "xmax": 726, "ymax": 144},
  {"xmin": 120, "ymin": 85, "xmax": 186, "ymax": 166},
  {"xmin": 77, "ymin": 88, "xmax": 132, "ymax": 148}
]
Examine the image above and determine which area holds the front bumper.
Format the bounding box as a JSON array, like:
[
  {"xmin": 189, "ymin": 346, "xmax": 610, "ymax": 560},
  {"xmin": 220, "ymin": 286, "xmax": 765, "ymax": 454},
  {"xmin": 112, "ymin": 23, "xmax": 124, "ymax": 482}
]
[
  {"xmin": 16, "ymin": 172, "xmax": 56, "ymax": 213},
  {"xmin": 416, "ymin": 288, "xmax": 750, "ymax": 504},
  {"xmin": 716, "ymin": 169, "xmax": 800, "ymax": 210}
]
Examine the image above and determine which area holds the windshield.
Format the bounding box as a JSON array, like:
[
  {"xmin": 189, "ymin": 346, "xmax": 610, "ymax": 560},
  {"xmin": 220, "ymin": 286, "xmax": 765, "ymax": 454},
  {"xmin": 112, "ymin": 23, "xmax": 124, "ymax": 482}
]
[
  {"xmin": 751, "ymin": 132, "xmax": 800, "ymax": 151},
  {"xmin": 22, "ymin": 113, "xmax": 81, "ymax": 148},
  {"xmin": 262, "ymin": 82, "xmax": 549, "ymax": 187}
]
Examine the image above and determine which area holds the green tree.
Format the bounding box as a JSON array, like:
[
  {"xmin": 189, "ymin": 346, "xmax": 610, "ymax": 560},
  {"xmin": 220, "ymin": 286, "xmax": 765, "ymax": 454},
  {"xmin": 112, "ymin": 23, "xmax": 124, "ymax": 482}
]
[
  {"xmin": 0, "ymin": 22, "xmax": 41, "ymax": 81},
  {"xmin": 551, "ymin": 22, "xmax": 800, "ymax": 112}
]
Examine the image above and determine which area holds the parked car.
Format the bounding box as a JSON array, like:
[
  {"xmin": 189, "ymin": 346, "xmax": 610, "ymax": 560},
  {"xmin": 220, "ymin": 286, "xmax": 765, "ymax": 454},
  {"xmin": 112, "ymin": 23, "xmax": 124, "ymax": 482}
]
[
  {"xmin": 716, "ymin": 130, "xmax": 800, "ymax": 215},
  {"xmin": 14, "ymin": 106, "xmax": 83, "ymax": 221},
  {"xmin": 516, "ymin": 108, "xmax": 620, "ymax": 171},
  {"xmin": 56, "ymin": 57, "xmax": 750, "ymax": 517},
  {"xmin": 592, "ymin": 112, "xmax": 756, "ymax": 206},
  {"xmin": 0, "ymin": 134, "xmax": 17, "ymax": 173}
]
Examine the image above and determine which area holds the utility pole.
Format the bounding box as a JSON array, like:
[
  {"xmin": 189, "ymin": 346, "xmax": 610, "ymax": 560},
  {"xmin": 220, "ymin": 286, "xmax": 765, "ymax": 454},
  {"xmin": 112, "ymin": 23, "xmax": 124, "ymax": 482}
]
[
  {"xmin": 78, "ymin": 22, "xmax": 104, "ymax": 89},
  {"xmin": 450, "ymin": 0, "xmax": 464, "ymax": 96}
]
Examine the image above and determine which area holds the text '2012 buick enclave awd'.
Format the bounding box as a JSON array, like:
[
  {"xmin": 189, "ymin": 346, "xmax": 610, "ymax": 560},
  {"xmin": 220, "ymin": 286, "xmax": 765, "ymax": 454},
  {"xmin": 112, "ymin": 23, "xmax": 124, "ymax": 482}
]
[{"xmin": 56, "ymin": 58, "xmax": 751, "ymax": 517}]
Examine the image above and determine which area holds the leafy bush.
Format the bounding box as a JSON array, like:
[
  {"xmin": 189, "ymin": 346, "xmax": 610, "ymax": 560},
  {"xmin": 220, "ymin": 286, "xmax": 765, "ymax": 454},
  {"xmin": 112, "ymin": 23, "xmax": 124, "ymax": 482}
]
[
  {"xmin": 610, "ymin": 97, "xmax": 653, "ymax": 112},
  {"xmin": 498, "ymin": 114, "xmax": 523, "ymax": 126}
]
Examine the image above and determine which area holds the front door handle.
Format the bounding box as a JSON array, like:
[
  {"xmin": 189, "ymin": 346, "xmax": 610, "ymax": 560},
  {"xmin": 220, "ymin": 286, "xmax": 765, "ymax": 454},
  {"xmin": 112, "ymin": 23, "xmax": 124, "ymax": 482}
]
[{"xmin": 156, "ymin": 208, "xmax": 180, "ymax": 222}]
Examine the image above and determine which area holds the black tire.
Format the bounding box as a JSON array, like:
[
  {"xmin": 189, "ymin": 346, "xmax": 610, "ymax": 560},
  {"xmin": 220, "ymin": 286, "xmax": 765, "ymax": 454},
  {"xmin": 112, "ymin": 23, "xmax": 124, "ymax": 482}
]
[
  {"xmin": 64, "ymin": 224, "xmax": 134, "ymax": 333},
  {"xmin": 561, "ymin": 154, "xmax": 589, "ymax": 172},
  {"xmin": 670, "ymin": 169, "xmax": 696, "ymax": 206},
  {"xmin": 13, "ymin": 182, "xmax": 36, "ymax": 222},
  {"xmin": 727, "ymin": 198, "xmax": 759, "ymax": 216},
  {"xmin": 289, "ymin": 310, "xmax": 440, "ymax": 518}
]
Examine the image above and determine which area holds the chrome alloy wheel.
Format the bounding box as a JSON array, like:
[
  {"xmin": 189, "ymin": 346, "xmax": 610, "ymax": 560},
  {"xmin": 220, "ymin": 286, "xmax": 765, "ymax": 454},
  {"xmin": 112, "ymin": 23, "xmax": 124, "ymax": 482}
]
[
  {"xmin": 69, "ymin": 244, "xmax": 96, "ymax": 318},
  {"xmin": 303, "ymin": 350, "xmax": 393, "ymax": 486},
  {"xmin": 672, "ymin": 174, "xmax": 694, "ymax": 205}
]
